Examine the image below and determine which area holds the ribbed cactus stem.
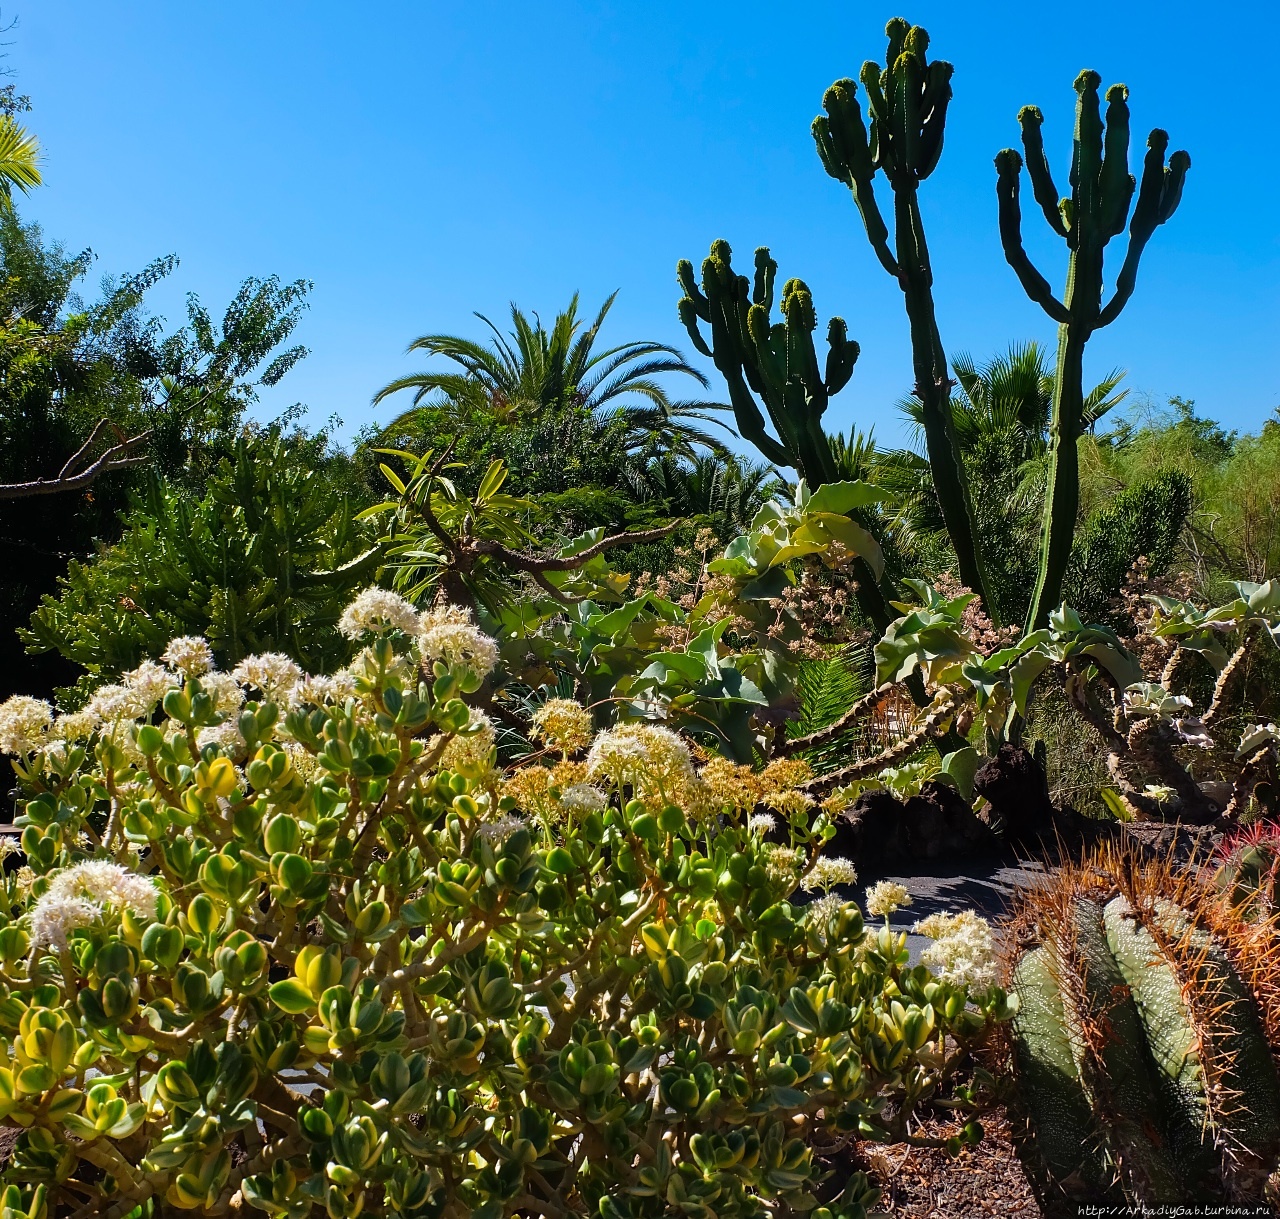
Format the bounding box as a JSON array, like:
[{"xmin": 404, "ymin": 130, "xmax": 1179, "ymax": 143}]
[
  {"xmin": 812, "ymin": 19, "xmax": 997, "ymax": 623},
  {"xmin": 675, "ymin": 240, "xmax": 896, "ymax": 632},
  {"xmin": 1001, "ymin": 73, "xmax": 1189, "ymax": 629}
]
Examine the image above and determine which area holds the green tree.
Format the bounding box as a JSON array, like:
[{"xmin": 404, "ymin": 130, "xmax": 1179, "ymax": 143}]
[
  {"xmin": 23, "ymin": 429, "xmax": 379, "ymax": 689},
  {"xmin": 0, "ymin": 213, "xmax": 314, "ymax": 697}
]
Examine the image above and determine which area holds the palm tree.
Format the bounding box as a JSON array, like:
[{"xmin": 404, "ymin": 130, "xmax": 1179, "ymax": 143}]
[
  {"xmin": 0, "ymin": 114, "xmax": 40, "ymax": 210},
  {"xmin": 627, "ymin": 453, "xmax": 784, "ymax": 537},
  {"xmin": 373, "ymin": 291, "xmax": 732, "ymax": 453}
]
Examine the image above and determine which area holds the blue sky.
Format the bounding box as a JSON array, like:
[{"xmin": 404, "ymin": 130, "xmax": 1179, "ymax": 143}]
[{"xmin": 15, "ymin": 1, "xmax": 1280, "ymax": 450}]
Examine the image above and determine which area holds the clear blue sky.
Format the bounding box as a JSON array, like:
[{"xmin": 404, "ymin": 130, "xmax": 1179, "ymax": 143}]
[{"xmin": 15, "ymin": 1, "xmax": 1280, "ymax": 449}]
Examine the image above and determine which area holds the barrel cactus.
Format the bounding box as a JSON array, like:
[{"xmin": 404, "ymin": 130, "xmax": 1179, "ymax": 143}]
[{"xmin": 1004, "ymin": 847, "xmax": 1280, "ymax": 1209}]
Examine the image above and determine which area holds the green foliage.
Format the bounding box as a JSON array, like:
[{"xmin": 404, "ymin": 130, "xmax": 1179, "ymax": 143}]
[
  {"xmin": 0, "ymin": 609, "xmax": 1014, "ymax": 1219},
  {"xmin": 0, "ymin": 211, "xmax": 315, "ymax": 700},
  {"xmin": 1064, "ymin": 470, "xmax": 1192, "ymax": 622},
  {"xmin": 23, "ymin": 431, "xmax": 378, "ymax": 685}
]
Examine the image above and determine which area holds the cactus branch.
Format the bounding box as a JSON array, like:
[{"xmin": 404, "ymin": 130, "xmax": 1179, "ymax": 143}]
[
  {"xmin": 813, "ymin": 21, "xmax": 995, "ymax": 621},
  {"xmin": 995, "ymin": 150, "xmax": 1071, "ymax": 323},
  {"xmin": 1009, "ymin": 75, "xmax": 1189, "ymax": 629}
]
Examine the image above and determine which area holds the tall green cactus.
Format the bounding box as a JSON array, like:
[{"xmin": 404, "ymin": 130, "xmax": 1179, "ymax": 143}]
[
  {"xmin": 996, "ymin": 72, "xmax": 1189, "ymax": 629},
  {"xmin": 812, "ymin": 17, "xmax": 995, "ymax": 620},
  {"xmin": 676, "ymin": 240, "xmax": 897, "ymax": 631}
]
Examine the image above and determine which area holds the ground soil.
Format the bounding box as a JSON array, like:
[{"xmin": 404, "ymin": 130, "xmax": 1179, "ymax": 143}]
[{"xmin": 859, "ymin": 1107, "xmax": 1042, "ymax": 1218}]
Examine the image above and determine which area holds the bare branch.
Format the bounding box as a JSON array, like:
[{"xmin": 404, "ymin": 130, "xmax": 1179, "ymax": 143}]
[{"xmin": 0, "ymin": 422, "xmax": 152, "ymax": 501}]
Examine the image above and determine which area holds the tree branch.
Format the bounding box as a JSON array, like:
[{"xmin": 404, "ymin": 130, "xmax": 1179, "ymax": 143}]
[{"xmin": 0, "ymin": 421, "xmax": 152, "ymax": 500}]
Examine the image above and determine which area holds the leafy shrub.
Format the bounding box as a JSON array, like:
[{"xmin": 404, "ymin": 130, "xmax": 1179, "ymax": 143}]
[
  {"xmin": 0, "ymin": 592, "xmax": 1013, "ymax": 1219},
  {"xmin": 23, "ymin": 431, "xmax": 379, "ymax": 691}
]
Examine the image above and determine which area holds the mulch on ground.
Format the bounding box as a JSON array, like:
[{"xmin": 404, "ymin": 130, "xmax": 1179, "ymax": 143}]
[{"xmin": 858, "ymin": 1107, "xmax": 1042, "ymax": 1218}]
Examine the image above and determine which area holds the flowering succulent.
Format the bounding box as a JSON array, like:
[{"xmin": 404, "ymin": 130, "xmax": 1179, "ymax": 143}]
[
  {"xmin": 865, "ymin": 881, "xmax": 913, "ymax": 919},
  {"xmin": 0, "ymin": 597, "xmax": 1014, "ymax": 1219}
]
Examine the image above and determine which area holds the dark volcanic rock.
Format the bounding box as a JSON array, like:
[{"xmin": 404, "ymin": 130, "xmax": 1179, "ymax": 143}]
[
  {"xmin": 835, "ymin": 780, "xmax": 998, "ymax": 869},
  {"xmin": 973, "ymin": 743, "xmax": 1055, "ymax": 845}
]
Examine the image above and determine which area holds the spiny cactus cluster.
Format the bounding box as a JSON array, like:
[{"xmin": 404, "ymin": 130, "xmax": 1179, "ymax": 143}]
[
  {"xmin": 995, "ymin": 71, "xmax": 1190, "ymax": 629},
  {"xmin": 1005, "ymin": 847, "xmax": 1280, "ymax": 1210}
]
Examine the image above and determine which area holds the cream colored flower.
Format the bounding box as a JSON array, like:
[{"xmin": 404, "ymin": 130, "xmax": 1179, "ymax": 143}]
[
  {"xmin": 865, "ymin": 880, "xmax": 912, "ymax": 918},
  {"xmin": 339, "ymin": 586, "xmax": 422, "ymax": 638},
  {"xmin": 232, "ymin": 653, "xmax": 303, "ymax": 703},
  {"xmin": 418, "ymin": 604, "xmax": 499, "ymax": 679},
  {"xmin": 31, "ymin": 861, "xmax": 159, "ymax": 950},
  {"xmin": 558, "ymin": 783, "xmax": 608, "ymax": 817},
  {"xmin": 0, "ymin": 695, "xmax": 53, "ymax": 755},
  {"xmin": 438, "ymin": 710, "xmax": 498, "ymax": 778},
  {"xmin": 914, "ymin": 910, "xmax": 998, "ymax": 992},
  {"xmin": 86, "ymin": 684, "xmax": 148, "ymax": 724},
  {"xmin": 124, "ymin": 660, "xmax": 177, "ymax": 709},
  {"xmin": 162, "ymin": 636, "xmax": 214, "ymax": 677},
  {"xmin": 802, "ymin": 856, "xmax": 858, "ymax": 892},
  {"xmin": 585, "ymin": 723, "xmax": 694, "ymax": 800}
]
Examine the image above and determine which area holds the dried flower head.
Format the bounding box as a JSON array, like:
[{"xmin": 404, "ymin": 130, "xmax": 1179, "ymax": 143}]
[
  {"xmin": 699, "ymin": 757, "xmax": 762, "ymax": 813},
  {"xmin": 339, "ymin": 587, "xmax": 422, "ymax": 639},
  {"xmin": 530, "ymin": 698, "xmax": 594, "ymax": 754}
]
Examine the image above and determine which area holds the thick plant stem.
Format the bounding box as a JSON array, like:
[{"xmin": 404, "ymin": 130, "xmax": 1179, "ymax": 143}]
[
  {"xmin": 1027, "ymin": 322, "xmax": 1087, "ymax": 629},
  {"xmin": 895, "ymin": 190, "xmax": 991, "ymax": 612},
  {"xmin": 997, "ymin": 77, "xmax": 1188, "ymax": 630}
]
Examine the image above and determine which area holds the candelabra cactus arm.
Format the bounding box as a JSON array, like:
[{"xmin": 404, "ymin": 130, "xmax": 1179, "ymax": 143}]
[
  {"xmin": 999, "ymin": 72, "xmax": 1189, "ymax": 629},
  {"xmin": 812, "ymin": 17, "xmax": 995, "ymax": 622},
  {"xmin": 677, "ymin": 239, "xmax": 902, "ymax": 632},
  {"xmin": 1097, "ymin": 131, "xmax": 1191, "ymax": 326},
  {"xmin": 995, "ymin": 151, "xmax": 1070, "ymax": 323}
]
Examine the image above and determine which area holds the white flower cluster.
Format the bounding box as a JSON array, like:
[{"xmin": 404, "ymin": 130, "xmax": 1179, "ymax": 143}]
[
  {"xmin": 232, "ymin": 653, "xmax": 304, "ymax": 703},
  {"xmin": 558, "ymin": 783, "xmax": 608, "ymax": 817},
  {"xmin": 29, "ymin": 861, "xmax": 159, "ymax": 951},
  {"xmin": 418, "ymin": 604, "xmax": 500, "ymax": 680},
  {"xmin": 161, "ymin": 636, "xmax": 214, "ymax": 677},
  {"xmin": 476, "ymin": 813, "xmax": 527, "ymax": 845},
  {"xmin": 0, "ymin": 696, "xmax": 53, "ymax": 755},
  {"xmin": 747, "ymin": 812, "xmax": 778, "ymax": 836},
  {"xmin": 530, "ymin": 698, "xmax": 594, "ymax": 754},
  {"xmin": 914, "ymin": 909, "xmax": 999, "ymax": 992},
  {"xmin": 586, "ymin": 723, "xmax": 694, "ymax": 797},
  {"xmin": 865, "ymin": 880, "xmax": 912, "ymax": 918},
  {"xmin": 339, "ymin": 587, "xmax": 422, "ymax": 639},
  {"xmin": 801, "ymin": 855, "xmax": 858, "ymax": 892}
]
